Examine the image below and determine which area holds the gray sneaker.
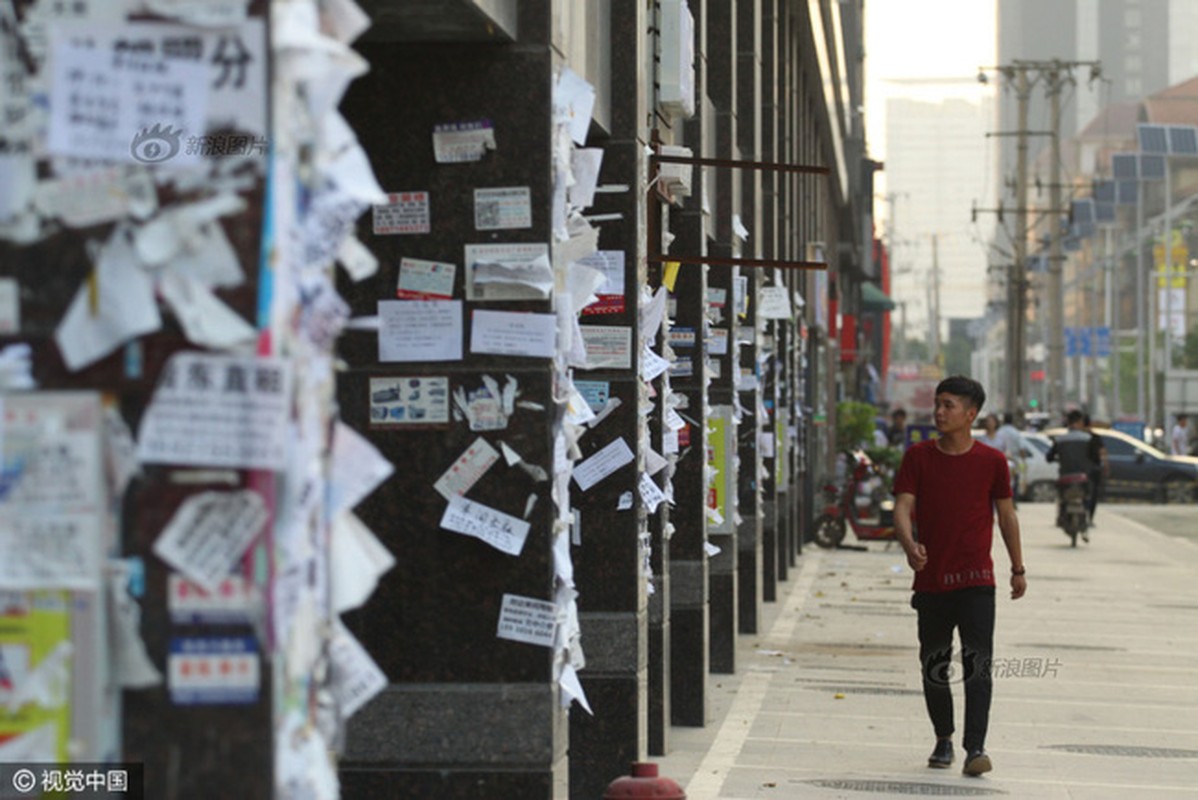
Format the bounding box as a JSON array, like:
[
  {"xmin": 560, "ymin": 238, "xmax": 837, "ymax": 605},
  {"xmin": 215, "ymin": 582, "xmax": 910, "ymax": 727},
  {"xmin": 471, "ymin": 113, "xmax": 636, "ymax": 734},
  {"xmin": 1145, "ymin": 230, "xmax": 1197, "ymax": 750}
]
[{"xmin": 962, "ymin": 749, "xmax": 992, "ymax": 776}]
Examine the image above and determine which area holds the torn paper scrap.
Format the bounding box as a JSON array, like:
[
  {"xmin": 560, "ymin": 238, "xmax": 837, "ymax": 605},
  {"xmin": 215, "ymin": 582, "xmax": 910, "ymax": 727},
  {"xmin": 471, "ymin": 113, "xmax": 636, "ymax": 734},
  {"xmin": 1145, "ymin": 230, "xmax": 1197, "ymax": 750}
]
[
  {"xmin": 4, "ymin": 641, "xmax": 72, "ymax": 713},
  {"xmin": 55, "ymin": 228, "xmax": 162, "ymax": 372},
  {"xmin": 158, "ymin": 271, "xmax": 257, "ymax": 352},
  {"xmin": 434, "ymin": 437, "xmax": 500, "ymax": 500},
  {"xmin": 137, "ymin": 352, "xmax": 293, "ymax": 470},
  {"xmin": 337, "ymin": 234, "xmax": 379, "ymax": 281},
  {"xmin": 328, "ymin": 421, "xmax": 395, "ymax": 515},
  {"xmin": 153, "ymin": 489, "xmax": 268, "ymax": 592},
  {"xmin": 638, "ymin": 473, "xmax": 667, "ymax": 514},
  {"xmin": 496, "ymin": 593, "xmax": 556, "ymax": 647},
  {"xmin": 440, "ymin": 495, "xmax": 530, "ymax": 557},
  {"xmin": 469, "ymin": 254, "xmax": 553, "ymax": 299},
  {"xmin": 109, "ymin": 564, "xmax": 163, "ymax": 688},
  {"xmin": 617, "ymin": 491, "xmax": 633, "ymax": 511},
  {"xmin": 559, "ymin": 663, "xmax": 593, "ymax": 715},
  {"xmin": 573, "ymin": 438, "xmax": 635, "ymax": 491},
  {"xmin": 330, "ymin": 619, "xmax": 387, "ymax": 719},
  {"xmin": 371, "ymin": 191, "xmax": 430, "ymax": 235},
  {"xmin": 330, "ymin": 511, "xmax": 395, "ymax": 614}
]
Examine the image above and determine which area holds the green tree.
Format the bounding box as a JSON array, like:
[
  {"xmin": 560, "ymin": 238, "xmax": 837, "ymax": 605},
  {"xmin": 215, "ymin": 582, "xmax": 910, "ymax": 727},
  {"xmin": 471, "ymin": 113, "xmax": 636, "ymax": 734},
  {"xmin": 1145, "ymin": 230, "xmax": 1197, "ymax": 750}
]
[{"xmin": 836, "ymin": 400, "xmax": 880, "ymax": 451}]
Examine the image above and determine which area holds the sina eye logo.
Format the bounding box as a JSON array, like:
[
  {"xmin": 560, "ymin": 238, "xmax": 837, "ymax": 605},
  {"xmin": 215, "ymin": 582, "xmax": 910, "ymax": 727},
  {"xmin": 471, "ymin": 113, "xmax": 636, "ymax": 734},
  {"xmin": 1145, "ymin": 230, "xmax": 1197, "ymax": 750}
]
[{"xmin": 130, "ymin": 123, "xmax": 183, "ymax": 163}]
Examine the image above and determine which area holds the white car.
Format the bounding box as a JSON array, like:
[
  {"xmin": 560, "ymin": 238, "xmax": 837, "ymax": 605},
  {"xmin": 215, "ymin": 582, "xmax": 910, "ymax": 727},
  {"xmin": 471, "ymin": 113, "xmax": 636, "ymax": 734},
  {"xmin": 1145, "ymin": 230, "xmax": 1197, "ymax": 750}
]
[
  {"xmin": 972, "ymin": 429, "xmax": 1059, "ymax": 502},
  {"xmin": 1019, "ymin": 432, "xmax": 1061, "ymax": 502}
]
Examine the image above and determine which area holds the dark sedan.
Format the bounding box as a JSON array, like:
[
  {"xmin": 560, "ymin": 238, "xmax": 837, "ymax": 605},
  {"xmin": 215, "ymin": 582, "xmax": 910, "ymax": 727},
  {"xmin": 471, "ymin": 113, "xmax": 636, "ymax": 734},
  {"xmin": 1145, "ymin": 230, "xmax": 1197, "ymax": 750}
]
[{"xmin": 1044, "ymin": 427, "xmax": 1198, "ymax": 503}]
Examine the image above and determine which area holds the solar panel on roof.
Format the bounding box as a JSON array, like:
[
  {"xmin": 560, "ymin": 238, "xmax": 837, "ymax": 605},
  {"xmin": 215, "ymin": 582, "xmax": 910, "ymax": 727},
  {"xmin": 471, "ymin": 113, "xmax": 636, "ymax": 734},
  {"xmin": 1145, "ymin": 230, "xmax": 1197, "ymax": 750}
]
[
  {"xmin": 1116, "ymin": 180, "xmax": 1138, "ymax": 206},
  {"xmin": 1094, "ymin": 202, "xmax": 1116, "ymax": 223},
  {"xmin": 1092, "ymin": 180, "xmax": 1116, "ymax": 203},
  {"xmin": 1071, "ymin": 198, "xmax": 1095, "ymax": 224},
  {"xmin": 1138, "ymin": 124, "xmax": 1169, "ymax": 154},
  {"xmin": 1112, "ymin": 153, "xmax": 1138, "ymax": 179},
  {"xmin": 1168, "ymin": 126, "xmax": 1198, "ymax": 155},
  {"xmin": 1139, "ymin": 153, "xmax": 1166, "ymax": 180}
]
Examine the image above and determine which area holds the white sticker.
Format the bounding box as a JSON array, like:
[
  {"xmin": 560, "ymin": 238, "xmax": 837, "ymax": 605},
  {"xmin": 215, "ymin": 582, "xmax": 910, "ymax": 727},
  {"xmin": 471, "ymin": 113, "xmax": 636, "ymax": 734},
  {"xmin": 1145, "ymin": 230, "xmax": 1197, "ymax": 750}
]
[
  {"xmin": 136, "ymin": 353, "xmax": 293, "ymax": 470},
  {"xmin": 396, "ymin": 257, "xmax": 455, "ymax": 300},
  {"xmin": 474, "ymin": 186, "xmax": 532, "ymax": 230},
  {"xmin": 432, "ymin": 120, "xmax": 496, "ymax": 163},
  {"xmin": 434, "ymin": 437, "xmax": 500, "ymax": 500},
  {"xmin": 372, "ymin": 191, "xmax": 430, "ymax": 235},
  {"xmin": 496, "ymin": 593, "xmax": 556, "ymax": 647},
  {"xmin": 153, "ymin": 490, "xmax": 268, "ymax": 591},
  {"xmin": 378, "ymin": 300, "xmax": 463, "ymax": 362},
  {"xmin": 573, "ymin": 438, "xmax": 635, "ymax": 491}
]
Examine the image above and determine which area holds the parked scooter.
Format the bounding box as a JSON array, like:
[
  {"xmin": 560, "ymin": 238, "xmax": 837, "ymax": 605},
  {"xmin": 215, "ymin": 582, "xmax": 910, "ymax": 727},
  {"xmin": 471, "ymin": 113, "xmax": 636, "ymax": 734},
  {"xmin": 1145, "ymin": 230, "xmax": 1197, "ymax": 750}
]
[
  {"xmin": 1056, "ymin": 473, "xmax": 1090, "ymax": 547},
  {"xmin": 813, "ymin": 449, "xmax": 898, "ymax": 548}
]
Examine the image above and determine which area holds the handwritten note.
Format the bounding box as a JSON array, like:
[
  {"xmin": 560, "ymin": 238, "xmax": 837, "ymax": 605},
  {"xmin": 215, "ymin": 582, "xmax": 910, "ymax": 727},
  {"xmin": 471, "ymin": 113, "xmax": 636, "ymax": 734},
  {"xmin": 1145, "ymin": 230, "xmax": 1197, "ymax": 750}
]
[
  {"xmin": 440, "ymin": 495, "xmax": 531, "ymax": 556},
  {"xmin": 573, "ymin": 438, "xmax": 635, "ymax": 491}
]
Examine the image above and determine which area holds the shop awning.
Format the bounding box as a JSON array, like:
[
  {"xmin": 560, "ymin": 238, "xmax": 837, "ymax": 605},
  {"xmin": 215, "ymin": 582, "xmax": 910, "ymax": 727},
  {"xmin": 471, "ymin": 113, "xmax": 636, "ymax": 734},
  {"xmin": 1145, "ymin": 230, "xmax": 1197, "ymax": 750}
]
[{"xmin": 861, "ymin": 281, "xmax": 896, "ymax": 312}]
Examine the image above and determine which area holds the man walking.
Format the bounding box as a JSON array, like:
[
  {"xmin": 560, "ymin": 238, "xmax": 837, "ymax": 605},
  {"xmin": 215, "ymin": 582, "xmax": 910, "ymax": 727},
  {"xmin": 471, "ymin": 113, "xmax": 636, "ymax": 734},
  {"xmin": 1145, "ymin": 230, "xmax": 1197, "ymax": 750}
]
[
  {"xmin": 1171, "ymin": 413, "xmax": 1189, "ymax": 456},
  {"xmin": 893, "ymin": 375, "xmax": 1026, "ymax": 777}
]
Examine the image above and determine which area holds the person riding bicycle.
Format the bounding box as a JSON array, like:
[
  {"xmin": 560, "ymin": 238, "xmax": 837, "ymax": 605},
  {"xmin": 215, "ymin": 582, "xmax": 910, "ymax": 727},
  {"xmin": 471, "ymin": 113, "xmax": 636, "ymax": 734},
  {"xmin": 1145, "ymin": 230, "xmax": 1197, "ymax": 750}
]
[{"xmin": 1046, "ymin": 410, "xmax": 1101, "ymax": 537}]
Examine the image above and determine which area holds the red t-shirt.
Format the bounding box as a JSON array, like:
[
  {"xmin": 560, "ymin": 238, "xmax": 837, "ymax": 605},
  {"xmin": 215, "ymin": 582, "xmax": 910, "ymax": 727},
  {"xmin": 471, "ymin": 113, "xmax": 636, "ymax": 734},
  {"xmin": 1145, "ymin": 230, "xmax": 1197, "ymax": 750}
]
[{"xmin": 893, "ymin": 439, "xmax": 1012, "ymax": 593}]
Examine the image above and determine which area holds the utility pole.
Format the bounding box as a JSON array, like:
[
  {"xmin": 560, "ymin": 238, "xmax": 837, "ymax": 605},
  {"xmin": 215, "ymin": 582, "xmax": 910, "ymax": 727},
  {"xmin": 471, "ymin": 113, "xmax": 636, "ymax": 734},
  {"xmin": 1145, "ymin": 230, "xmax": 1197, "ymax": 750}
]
[
  {"xmin": 979, "ymin": 59, "xmax": 1100, "ymax": 417},
  {"xmin": 1012, "ymin": 69, "xmax": 1030, "ymax": 416},
  {"xmin": 1047, "ymin": 64, "xmax": 1065, "ymax": 417},
  {"xmin": 929, "ymin": 233, "xmax": 941, "ymax": 365}
]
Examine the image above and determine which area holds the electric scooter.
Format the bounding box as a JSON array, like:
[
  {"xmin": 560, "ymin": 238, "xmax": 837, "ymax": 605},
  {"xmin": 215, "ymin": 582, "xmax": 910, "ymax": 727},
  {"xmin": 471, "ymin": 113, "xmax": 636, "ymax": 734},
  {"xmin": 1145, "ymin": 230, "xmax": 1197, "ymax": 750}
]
[{"xmin": 812, "ymin": 449, "xmax": 898, "ymax": 549}]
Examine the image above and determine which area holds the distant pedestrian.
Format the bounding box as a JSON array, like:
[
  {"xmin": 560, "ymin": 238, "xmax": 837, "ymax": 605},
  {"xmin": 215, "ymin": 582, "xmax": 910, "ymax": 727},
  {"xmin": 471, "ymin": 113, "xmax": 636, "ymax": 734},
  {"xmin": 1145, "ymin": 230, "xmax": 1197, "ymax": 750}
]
[
  {"xmin": 1171, "ymin": 414, "xmax": 1190, "ymax": 456},
  {"xmin": 888, "ymin": 408, "xmax": 908, "ymax": 448},
  {"xmin": 893, "ymin": 375, "xmax": 1026, "ymax": 778}
]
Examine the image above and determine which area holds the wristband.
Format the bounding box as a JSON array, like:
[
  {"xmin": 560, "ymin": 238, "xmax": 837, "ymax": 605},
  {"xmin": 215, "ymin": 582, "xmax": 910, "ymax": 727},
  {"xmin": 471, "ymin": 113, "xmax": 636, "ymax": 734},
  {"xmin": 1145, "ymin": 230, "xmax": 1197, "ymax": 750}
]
[{"xmin": 1011, "ymin": 567, "xmax": 1026, "ymax": 576}]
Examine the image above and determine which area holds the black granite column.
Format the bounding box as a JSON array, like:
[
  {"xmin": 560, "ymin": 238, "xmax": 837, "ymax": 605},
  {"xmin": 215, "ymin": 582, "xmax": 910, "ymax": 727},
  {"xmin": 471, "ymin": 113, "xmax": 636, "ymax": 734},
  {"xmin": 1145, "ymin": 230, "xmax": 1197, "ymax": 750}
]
[
  {"xmin": 337, "ymin": 7, "xmax": 568, "ymax": 797},
  {"xmin": 568, "ymin": 1, "xmax": 653, "ymax": 794},
  {"xmin": 704, "ymin": 0, "xmax": 740, "ymax": 677},
  {"xmin": 663, "ymin": 0, "xmax": 712, "ymax": 729}
]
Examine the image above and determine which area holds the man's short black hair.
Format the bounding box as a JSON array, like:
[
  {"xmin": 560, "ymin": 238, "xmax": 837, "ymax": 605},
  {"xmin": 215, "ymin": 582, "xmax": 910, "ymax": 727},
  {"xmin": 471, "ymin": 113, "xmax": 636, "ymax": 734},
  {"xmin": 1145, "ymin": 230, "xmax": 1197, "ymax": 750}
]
[
  {"xmin": 892, "ymin": 408, "xmax": 906, "ymax": 420},
  {"xmin": 1179, "ymin": 413, "xmax": 1189, "ymax": 423},
  {"xmin": 935, "ymin": 375, "xmax": 986, "ymax": 411},
  {"xmin": 1002, "ymin": 412, "xmax": 1014, "ymax": 425},
  {"xmin": 1066, "ymin": 409, "xmax": 1085, "ymax": 425}
]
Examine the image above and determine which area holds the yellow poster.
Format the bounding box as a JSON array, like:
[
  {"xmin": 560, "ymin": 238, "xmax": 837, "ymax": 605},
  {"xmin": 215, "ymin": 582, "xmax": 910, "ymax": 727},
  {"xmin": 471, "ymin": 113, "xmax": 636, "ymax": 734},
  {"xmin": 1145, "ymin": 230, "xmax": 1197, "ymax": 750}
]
[{"xmin": 0, "ymin": 591, "xmax": 73, "ymax": 761}]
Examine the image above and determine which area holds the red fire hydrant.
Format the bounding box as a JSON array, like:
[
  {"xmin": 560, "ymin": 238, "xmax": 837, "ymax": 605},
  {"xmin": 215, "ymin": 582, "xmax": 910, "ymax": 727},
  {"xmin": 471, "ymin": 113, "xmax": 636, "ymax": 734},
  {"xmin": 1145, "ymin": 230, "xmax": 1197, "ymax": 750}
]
[{"xmin": 603, "ymin": 762, "xmax": 686, "ymax": 799}]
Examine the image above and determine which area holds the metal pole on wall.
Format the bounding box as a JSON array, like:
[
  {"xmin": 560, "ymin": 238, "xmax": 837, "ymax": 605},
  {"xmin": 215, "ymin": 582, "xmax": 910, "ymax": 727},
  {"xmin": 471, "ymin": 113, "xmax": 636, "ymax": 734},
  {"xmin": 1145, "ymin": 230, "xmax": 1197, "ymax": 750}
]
[
  {"xmin": 1106, "ymin": 226, "xmax": 1118, "ymax": 418},
  {"xmin": 1162, "ymin": 160, "xmax": 1174, "ymax": 434}
]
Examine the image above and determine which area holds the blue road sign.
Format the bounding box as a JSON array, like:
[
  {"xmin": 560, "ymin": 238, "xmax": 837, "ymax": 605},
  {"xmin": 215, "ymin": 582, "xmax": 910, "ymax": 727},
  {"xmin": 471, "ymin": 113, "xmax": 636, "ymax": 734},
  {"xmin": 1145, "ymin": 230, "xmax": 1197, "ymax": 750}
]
[{"xmin": 1093, "ymin": 326, "xmax": 1111, "ymax": 357}]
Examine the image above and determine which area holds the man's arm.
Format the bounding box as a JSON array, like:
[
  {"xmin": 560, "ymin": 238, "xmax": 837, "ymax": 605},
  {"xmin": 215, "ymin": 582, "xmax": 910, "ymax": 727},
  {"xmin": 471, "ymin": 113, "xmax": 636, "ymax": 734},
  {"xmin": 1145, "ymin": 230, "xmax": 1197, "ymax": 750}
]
[
  {"xmin": 893, "ymin": 492, "xmax": 926, "ymax": 572},
  {"xmin": 995, "ymin": 496, "xmax": 1026, "ymax": 599}
]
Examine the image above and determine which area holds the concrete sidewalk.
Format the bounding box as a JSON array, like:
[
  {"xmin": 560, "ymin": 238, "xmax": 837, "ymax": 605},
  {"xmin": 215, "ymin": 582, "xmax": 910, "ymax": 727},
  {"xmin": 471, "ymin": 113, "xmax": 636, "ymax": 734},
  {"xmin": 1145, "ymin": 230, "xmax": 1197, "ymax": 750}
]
[{"xmin": 655, "ymin": 502, "xmax": 1198, "ymax": 799}]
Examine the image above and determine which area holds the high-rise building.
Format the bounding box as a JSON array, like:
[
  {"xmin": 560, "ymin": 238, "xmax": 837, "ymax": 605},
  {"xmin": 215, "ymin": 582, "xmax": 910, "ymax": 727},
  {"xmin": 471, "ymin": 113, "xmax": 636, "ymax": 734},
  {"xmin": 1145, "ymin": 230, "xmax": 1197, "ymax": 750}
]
[
  {"xmin": 995, "ymin": 0, "xmax": 1186, "ymax": 194},
  {"xmin": 884, "ymin": 95, "xmax": 996, "ymax": 334}
]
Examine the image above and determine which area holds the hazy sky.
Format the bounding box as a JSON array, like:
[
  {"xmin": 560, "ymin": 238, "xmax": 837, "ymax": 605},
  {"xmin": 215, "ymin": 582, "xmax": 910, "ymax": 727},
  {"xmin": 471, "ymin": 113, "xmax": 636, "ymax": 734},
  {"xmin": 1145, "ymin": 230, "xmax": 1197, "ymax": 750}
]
[
  {"xmin": 865, "ymin": 0, "xmax": 998, "ymax": 329},
  {"xmin": 865, "ymin": 0, "xmax": 996, "ymax": 167}
]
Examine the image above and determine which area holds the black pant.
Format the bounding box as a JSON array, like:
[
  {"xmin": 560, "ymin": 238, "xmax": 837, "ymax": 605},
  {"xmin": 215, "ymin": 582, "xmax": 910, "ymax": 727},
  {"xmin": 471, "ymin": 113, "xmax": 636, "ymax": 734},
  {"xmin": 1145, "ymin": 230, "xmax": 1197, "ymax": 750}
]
[{"xmin": 911, "ymin": 586, "xmax": 995, "ymax": 752}]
